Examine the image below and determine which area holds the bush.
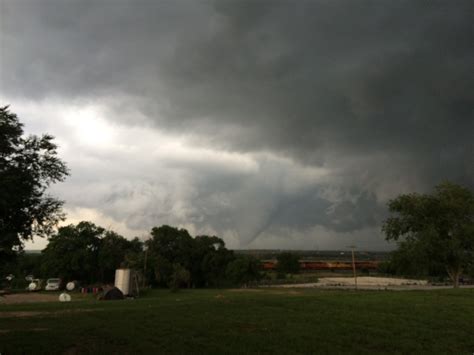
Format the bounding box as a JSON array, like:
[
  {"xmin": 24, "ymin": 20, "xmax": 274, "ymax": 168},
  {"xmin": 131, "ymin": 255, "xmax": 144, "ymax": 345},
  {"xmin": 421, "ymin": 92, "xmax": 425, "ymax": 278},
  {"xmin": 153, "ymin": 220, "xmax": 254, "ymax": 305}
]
[
  {"xmin": 276, "ymin": 252, "xmax": 300, "ymax": 274},
  {"xmin": 226, "ymin": 255, "xmax": 261, "ymax": 287},
  {"xmin": 168, "ymin": 264, "xmax": 190, "ymax": 292}
]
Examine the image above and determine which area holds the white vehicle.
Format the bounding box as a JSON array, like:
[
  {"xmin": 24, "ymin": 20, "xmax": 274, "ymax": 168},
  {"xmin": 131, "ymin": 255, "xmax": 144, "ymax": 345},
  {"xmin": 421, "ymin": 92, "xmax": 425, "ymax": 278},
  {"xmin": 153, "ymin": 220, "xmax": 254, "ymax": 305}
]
[{"xmin": 45, "ymin": 278, "xmax": 61, "ymax": 291}]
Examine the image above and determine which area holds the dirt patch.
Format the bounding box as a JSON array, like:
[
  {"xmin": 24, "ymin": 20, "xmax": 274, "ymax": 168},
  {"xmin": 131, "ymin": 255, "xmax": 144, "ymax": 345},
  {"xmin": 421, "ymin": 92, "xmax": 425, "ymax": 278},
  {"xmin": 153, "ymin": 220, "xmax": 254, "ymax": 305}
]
[
  {"xmin": 0, "ymin": 293, "xmax": 59, "ymax": 304},
  {"xmin": 264, "ymin": 277, "xmax": 435, "ymax": 290},
  {"xmin": 318, "ymin": 277, "xmax": 428, "ymax": 287}
]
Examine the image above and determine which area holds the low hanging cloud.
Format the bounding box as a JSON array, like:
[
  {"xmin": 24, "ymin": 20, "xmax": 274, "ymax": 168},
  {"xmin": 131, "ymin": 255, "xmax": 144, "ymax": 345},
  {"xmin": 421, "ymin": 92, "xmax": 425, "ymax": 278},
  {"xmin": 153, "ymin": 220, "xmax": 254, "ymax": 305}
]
[{"xmin": 1, "ymin": 0, "xmax": 472, "ymax": 250}]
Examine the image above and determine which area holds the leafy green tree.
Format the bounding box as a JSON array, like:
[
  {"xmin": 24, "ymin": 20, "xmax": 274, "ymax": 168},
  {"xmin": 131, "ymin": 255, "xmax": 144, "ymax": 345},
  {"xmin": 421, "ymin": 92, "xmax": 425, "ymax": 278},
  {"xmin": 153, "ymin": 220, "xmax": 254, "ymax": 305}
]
[
  {"xmin": 226, "ymin": 255, "xmax": 261, "ymax": 287},
  {"xmin": 41, "ymin": 222, "xmax": 104, "ymax": 283},
  {"xmin": 276, "ymin": 252, "xmax": 300, "ymax": 274},
  {"xmin": 191, "ymin": 235, "xmax": 235, "ymax": 287},
  {"xmin": 168, "ymin": 263, "xmax": 191, "ymax": 291},
  {"xmin": 150, "ymin": 254, "xmax": 173, "ymax": 286},
  {"xmin": 98, "ymin": 232, "xmax": 143, "ymax": 283},
  {"xmin": 384, "ymin": 241, "xmax": 445, "ymax": 279},
  {"xmin": 0, "ymin": 252, "xmax": 43, "ymax": 289},
  {"xmin": 146, "ymin": 225, "xmax": 194, "ymax": 286},
  {"xmin": 383, "ymin": 182, "xmax": 474, "ymax": 287},
  {"xmin": 145, "ymin": 226, "xmax": 236, "ymax": 288},
  {"xmin": 0, "ymin": 106, "xmax": 68, "ymax": 266},
  {"xmin": 41, "ymin": 221, "xmax": 142, "ymax": 284},
  {"xmin": 15, "ymin": 253, "xmax": 44, "ymax": 279},
  {"xmin": 122, "ymin": 237, "xmax": 144, "ymax": 270}
]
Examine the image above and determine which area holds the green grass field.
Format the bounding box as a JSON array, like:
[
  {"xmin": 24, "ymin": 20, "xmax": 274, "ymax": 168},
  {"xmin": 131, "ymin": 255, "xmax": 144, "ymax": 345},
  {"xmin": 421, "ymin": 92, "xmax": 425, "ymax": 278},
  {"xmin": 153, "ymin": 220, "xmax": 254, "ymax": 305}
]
[{"xmin": 1, "ymin": 288, "xmax": 474, "ymax": 354}]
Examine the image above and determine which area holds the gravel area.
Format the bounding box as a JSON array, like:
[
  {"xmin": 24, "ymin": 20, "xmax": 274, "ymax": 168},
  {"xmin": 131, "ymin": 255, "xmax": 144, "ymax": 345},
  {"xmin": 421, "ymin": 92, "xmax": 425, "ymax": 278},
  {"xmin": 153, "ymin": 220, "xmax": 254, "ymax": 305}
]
[{"xmin": 266, "ymin": 277, "xmax": 474, "ymax": 290}]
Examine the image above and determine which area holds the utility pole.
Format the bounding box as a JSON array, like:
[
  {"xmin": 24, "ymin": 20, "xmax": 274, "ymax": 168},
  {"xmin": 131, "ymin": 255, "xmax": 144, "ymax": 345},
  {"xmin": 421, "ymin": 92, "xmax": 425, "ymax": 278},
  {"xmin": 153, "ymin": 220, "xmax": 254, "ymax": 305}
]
[
  {"xmin": 142, "ymin": 234, "xmax": 149, "ymax": 289},
  {"xmin": 349, "ymin": 245, "xmax": 358, "ymax": 290}
]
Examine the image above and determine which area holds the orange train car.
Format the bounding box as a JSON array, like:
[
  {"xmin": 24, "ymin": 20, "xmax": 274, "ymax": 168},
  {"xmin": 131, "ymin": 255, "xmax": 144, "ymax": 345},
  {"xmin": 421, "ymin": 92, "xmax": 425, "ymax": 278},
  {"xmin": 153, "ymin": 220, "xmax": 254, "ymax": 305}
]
[
  {"xmin": 261, "ymin": 260, "xmax": 379, "ymax": 271},
  {"xmin": 261, "ymin": 261, "xmax": 277, "ymax": 270}
]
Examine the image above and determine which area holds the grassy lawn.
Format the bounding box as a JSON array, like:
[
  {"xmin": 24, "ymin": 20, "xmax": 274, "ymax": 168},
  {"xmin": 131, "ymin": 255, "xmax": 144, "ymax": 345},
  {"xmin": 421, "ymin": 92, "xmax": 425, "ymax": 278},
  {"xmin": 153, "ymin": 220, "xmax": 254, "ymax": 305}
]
[{"xmin": 1, "ymin": 288, "xmax": 473, "ymax": 354}]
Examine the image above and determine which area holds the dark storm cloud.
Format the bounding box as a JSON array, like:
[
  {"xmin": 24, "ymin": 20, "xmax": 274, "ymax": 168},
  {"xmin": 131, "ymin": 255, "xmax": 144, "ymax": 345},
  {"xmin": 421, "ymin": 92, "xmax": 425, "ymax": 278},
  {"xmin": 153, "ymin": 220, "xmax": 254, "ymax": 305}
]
[
  {"xmin": 1, "ymin": 0, "xmax": 472, "ymax": 249},
  {"xmin": 2, "ymin": 1, "xmax": 472, "ymax": 158},
  {"xmin": 163, "ymin": 1, "xmax": 474, "ymax": 165}
]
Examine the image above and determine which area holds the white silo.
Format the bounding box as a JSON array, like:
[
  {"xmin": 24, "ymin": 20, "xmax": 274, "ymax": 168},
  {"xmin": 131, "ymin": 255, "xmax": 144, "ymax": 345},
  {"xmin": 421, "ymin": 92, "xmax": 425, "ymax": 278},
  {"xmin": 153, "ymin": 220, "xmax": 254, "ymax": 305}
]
[{"xmin": 114, "ymin": 269, "xmax": 131, "ymax": 295}]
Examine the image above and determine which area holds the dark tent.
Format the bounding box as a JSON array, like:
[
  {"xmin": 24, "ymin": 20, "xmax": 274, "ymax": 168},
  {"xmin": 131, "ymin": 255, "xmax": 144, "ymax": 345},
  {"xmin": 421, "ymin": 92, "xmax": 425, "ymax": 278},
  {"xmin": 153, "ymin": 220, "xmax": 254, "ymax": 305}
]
[{"xmin": 99, "ymin": 287, "xmax": 124, "ymax": 301}]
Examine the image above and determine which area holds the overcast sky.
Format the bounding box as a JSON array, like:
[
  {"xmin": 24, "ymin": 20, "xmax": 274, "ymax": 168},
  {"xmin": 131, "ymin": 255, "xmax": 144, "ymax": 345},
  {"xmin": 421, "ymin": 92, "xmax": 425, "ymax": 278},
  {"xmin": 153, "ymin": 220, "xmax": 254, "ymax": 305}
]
[{"xmin": 1, "ymin": 0, "xmax": 473, "ymax": 250}]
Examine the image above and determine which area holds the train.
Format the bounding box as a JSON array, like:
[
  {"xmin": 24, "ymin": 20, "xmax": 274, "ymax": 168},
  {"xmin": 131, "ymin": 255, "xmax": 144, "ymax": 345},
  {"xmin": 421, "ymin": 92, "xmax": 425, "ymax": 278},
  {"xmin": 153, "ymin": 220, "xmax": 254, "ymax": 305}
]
[{"xmin": 261, "ymin": 260, "xmax": 380, "ymax": 271}]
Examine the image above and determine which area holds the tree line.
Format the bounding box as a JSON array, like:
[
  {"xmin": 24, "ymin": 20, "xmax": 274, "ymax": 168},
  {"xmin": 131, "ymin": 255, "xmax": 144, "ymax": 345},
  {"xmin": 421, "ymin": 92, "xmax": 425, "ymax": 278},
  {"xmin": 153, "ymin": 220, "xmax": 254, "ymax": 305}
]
[{"xmin": 4, "ymin": 222, "xmax": 262, "ymax": 289}]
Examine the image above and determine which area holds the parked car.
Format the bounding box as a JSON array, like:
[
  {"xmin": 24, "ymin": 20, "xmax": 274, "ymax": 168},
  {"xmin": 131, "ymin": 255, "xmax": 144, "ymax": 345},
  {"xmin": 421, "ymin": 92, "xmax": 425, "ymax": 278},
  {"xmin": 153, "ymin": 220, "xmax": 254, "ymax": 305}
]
[{"xmin": 45, "ymin": 278, "xmax": 61, "ymax": 291}]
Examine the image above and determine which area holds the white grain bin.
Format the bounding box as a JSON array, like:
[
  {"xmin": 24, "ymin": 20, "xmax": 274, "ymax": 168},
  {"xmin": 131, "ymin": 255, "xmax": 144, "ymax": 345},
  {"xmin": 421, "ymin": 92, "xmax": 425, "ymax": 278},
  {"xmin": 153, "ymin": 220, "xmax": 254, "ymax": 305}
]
[{"xmin": 114, "ymin": 269, "xmax": 131, "ymax": 295}]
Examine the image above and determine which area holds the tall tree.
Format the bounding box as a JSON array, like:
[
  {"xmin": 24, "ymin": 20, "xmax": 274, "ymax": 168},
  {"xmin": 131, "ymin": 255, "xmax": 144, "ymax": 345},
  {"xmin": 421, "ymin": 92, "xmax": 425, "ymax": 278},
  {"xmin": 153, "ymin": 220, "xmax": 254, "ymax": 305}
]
[
  {"xmin": 41, "ymin": 222, "xmax": 104, "ymax": 283},
  {"xmin": 146, "ymin": 225, "xmax": 194, "ymax": 287},
  {"xmin": 191, "ymin": 235, "xmax": 234, "ymax": 287},
  {"xmin": 0, "ymin": 106, "xmax": 68, "ymax": 265},
  {"xmin": 145, "ymin": 226, "xmax": 236, "ymax": 288},
  {"xmin": 98, "ymin": 232, "xmax": 143, "ymax": 283},
  {"xmin": 383, "ymin": 182, "xmax": 474, "ymax": 287}
]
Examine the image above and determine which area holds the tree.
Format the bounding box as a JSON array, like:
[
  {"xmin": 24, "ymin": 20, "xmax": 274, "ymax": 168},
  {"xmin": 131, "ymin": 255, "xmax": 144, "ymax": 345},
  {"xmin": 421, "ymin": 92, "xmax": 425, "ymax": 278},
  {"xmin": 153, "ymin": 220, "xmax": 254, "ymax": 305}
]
[
  {"xmin": 383, "ymin": 182, "xmax": 474, "ymax": 288},
  {"xmin": 41, "ymin": 222, "xmax": 104, "ymax": 283},
  {"xmin": 382, "ymin": 240, "xmax": 445, "ymax": 279},
  {"xmin": 146, "ymin": 225, "xmax": 194, "ymax": 286},
  {"xmin": 0, "ymin": 106, "xmax": 68, "ymax": 265},
  {"xmin": 168, "ymin": 263, "xmax": 191, "ymax": 291},
  {"xmin": 226, "ymin": 255, "xmax": 261, "ymax": 287},
  {"xmin": 98, "ymin": 232, "xmax": 143, "ymax": 283},
  {"xmin": 41, "ymin": 221, "xmax": 142, "ymax": 284},
  {"xmin": 276, "ymin": 252, "xmax": 300, "ymax": 274},
  {"xmin": 145, "ymin": 225, "xmax": 236, "ymax": 288},
  {"xmin": 191, "ymin": 235, "xmax": 234, "ymax": 287}
]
